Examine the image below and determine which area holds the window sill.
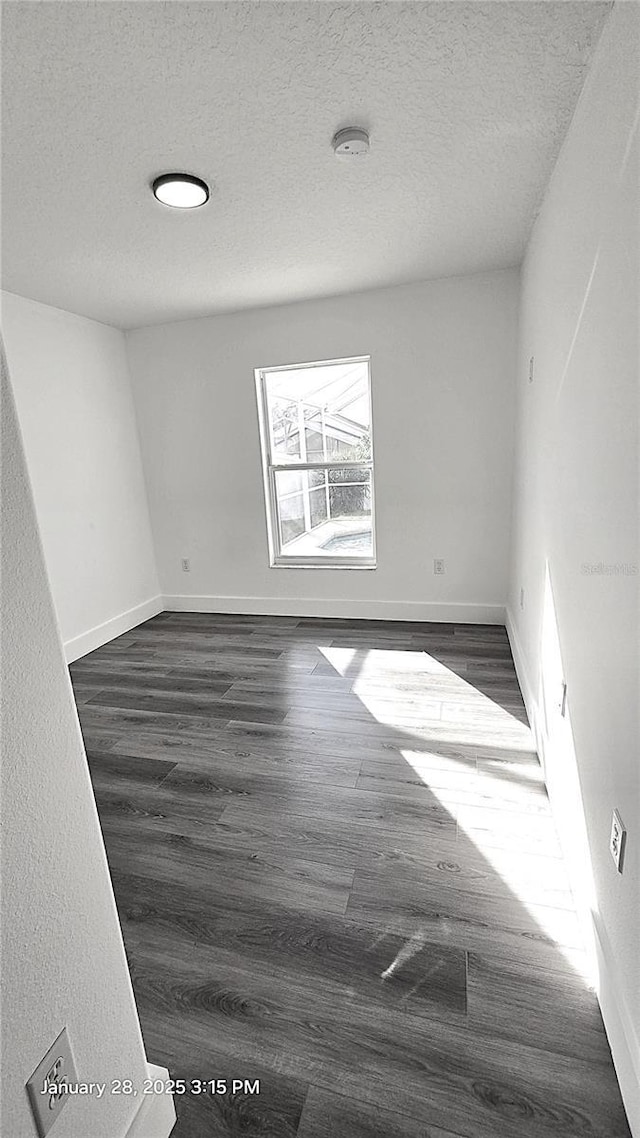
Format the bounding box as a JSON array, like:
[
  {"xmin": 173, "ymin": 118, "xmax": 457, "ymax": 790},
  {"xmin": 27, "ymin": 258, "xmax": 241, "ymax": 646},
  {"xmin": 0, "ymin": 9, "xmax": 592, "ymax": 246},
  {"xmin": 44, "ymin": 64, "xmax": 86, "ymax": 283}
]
[{"xmin": 270, "ymin": 558, "xmax": 377, "ymax": 570}]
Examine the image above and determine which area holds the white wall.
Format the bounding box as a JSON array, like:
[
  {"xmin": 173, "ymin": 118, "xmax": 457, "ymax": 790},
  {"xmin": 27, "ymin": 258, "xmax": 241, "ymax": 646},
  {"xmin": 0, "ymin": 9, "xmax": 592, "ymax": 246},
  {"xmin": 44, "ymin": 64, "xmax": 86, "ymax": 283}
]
[
  {"xmin": 1, "ymin": 292, "xmax": 161, "ymax": 660},
  {"xmin": 508, "ymin": 3, "xmax": 639, "ymax": 1129},
  {"xmin": 126, "ymin": 269, "xmax": 518, "ymax": 622},
  {"xmin": 0, "ymin": 341, "xmax": 176, "ymax": 1138}
]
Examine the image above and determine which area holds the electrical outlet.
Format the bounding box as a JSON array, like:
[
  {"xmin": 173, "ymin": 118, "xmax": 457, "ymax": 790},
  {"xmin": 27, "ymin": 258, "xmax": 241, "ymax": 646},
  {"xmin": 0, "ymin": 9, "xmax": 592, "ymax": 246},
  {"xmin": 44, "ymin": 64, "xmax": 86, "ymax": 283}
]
[
  {"xmin": 610, "ymin": 810, "xmax": 626, "ymax": 873},
  {"xmin": 181, "ymin": 558, "xmax": 190, "ymax": 572},
  {"xmin": 433, "ymin": 559, "xmax": 445, "ymax": 575},
  {"xmin": 520, "ymin": 587, "xmax": 525, "ymax": 610},
  {"xmin": 26, "ymin": 1028, "xmax": 77, "ymax": 1138},
  {"xmin": 528, "ymin": 356, "xmax": 535, "ymax": 384}
]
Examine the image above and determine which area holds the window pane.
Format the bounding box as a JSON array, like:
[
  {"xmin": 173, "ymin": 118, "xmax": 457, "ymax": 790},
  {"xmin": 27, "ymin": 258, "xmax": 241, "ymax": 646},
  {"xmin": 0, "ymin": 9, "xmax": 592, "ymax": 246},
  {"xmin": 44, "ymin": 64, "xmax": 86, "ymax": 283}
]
[
  {"xmin": 277, "ymin": 469, "xmax": 304, "ymax": 496},
  {"xmin": 327, "ymin": 467, "xmax": 372, "ymax": 520},
  {"xmin": 274, "ymin": 466, "xmax": 373, "ymax": 558},
  {"xmin": 268, "ymin": 397, "xmax": 302, "ymax": 462},
  {"xmin": 309, "ymin": 485, "xmax": 328, "ymax": 528},
  {"xmin": 305, "ymin": 426, "xmax": 324, "ymax": 461},
  {"xmin": 265, "ymin": 360, "xmax": 371, "ymax": 464},
  {"xmin": 277, "ymin": 485, "xmax": 305, "ymax": 546}
]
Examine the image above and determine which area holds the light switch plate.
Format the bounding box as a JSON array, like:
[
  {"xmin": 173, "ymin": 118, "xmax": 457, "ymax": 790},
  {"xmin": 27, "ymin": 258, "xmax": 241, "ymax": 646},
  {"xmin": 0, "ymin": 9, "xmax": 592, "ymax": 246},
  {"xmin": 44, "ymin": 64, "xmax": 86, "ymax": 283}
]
[
  {"xmin": 26, "ymin": 1028, "xmax": 77, "ymax": 1137},
  {"xmin": 610, "ymin": 810, "xmax": 627, "ymax": 874}
]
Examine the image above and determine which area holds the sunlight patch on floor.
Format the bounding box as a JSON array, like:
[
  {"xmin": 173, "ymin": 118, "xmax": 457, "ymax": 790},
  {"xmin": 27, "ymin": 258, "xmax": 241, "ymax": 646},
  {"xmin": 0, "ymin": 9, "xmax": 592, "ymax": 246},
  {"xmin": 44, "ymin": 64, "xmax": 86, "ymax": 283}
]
[
  {"xmin": 320, "ymin": 644, "xmax": 534, "ymax": 741},
  {"xmin": 401, "ymin": 750, "xmax": 596, "ymax": 986},
  {"xmin": 319, "ymin": 644, "xmax": 454, "ymax": 677},
  {"xmin": 319, "ymin": 646, "xmax": 359, "ymax": 674},
  {"xmin": 319, "ymin": 639, "xmax": 597, "ymax": 985}
]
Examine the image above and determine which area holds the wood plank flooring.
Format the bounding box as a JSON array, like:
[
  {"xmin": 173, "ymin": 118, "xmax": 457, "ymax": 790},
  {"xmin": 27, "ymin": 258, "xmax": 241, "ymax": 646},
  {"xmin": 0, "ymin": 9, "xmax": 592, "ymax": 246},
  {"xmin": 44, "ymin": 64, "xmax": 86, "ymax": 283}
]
[{"xmin": 69, "ymin": 613, "xmax": 631, "ymax": 1138}]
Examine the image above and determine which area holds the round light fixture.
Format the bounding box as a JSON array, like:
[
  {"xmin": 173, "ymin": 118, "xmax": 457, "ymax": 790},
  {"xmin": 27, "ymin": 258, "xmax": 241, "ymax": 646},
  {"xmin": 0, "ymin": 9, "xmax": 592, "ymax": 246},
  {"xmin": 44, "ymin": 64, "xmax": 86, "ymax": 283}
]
[
  {"xmin": 152, "ymin": 173, "xmax": 209, "ymax": 208},
  {"xmin": 332, "ymin": 127, "xmax": 370, "ymax": 159}
]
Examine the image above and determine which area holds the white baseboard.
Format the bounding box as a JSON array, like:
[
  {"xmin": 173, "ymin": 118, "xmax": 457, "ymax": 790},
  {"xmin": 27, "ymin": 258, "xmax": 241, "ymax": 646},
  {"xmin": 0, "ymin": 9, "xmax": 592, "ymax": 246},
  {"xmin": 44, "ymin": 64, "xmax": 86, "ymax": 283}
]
[
  {"xmin": 162, "ymin": 594, "xmax": 506, "ymax": 624},
  {"xmin": 505, "ymin": 607, "xmax": 536, "ymax": 720},
  {"xmin": 593, "ymin": 917, "xmax": 640, "ymax": 1135},
  {"xmin": 63, "ymin": 593, "xmax": 505, "ymax": 662},
  {"xmin": 505, "ymin": 607, "xmax": 541, "ymax": 767},
  {"xmin": 124, "ymin": 1064, "xmax": 176, "ymax": 1138},
  {"xmin": 64, "ymin": 595, "xmax": 164, "ymax": 662},
  {"xmin": 506, "ymin": 608, "xmax": 639, "ymax": 1137}
]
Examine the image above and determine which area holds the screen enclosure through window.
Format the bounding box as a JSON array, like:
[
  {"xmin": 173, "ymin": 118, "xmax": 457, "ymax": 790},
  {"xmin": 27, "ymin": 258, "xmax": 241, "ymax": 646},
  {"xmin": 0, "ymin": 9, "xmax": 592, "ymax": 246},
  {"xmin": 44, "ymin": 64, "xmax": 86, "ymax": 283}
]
[{"xmin": 255, "ymin": 356, "xmax": 376, "ymax": 567}]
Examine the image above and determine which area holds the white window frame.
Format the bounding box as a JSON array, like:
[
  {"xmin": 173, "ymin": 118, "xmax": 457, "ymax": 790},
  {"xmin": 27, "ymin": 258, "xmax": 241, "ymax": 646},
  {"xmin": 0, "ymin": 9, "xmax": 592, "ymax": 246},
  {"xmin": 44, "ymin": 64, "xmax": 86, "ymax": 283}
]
[{"xmin": 255, "ymin": 355, "xmax": 377, "ymax": 569}]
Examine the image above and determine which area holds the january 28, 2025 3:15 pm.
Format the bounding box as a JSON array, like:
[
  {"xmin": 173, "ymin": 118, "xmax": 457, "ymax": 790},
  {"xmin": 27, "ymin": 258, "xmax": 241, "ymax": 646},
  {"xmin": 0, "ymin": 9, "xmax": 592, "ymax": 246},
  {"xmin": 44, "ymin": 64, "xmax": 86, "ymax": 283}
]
[{"xmin": 41, "ymin": 1077, "xmax": 261, "ymax": 1100}]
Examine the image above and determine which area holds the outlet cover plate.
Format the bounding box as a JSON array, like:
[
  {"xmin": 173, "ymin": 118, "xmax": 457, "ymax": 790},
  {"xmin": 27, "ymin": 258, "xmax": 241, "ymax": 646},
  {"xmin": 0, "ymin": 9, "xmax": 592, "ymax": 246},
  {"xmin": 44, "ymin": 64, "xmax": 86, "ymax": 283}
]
[
  {"xmin": 433, "ymin": 559, "xmax": 445, "ymax": 575},
  {"xmin": 26, "ymin": 1028, "xmax": 77, "ymax": 1137},
  {"xmin": 610, "ymin": 810, "xmax": 626, "ymax": 874}
]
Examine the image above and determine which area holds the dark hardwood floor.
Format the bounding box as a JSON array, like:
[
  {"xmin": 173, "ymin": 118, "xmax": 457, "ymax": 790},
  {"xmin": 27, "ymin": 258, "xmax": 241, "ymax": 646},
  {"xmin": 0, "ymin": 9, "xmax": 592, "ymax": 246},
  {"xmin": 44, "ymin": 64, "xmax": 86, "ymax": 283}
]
[{"xmin": 69, "ymin": 613, "xmax": 631, "ymax": 1138}]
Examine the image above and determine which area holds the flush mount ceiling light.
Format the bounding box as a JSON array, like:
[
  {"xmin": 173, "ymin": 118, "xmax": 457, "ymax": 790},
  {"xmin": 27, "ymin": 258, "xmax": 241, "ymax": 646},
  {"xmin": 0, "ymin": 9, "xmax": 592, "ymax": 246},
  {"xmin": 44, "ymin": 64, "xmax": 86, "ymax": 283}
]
[
  {"xmin": 152, "ymin": 173, "xmax": 209, "ymax": 208},
  {"xmin": 332, "ymin": 127, "xmax": 370, "ymax": 159}
]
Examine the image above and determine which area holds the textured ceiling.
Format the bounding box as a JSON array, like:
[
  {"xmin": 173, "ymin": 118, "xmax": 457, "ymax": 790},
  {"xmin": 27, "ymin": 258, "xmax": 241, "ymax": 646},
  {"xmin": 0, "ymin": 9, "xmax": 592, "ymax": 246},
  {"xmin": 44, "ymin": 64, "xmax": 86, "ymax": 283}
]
[{"xmin": 2, "ymin": 1, "xmax": 610, "ymax": 329}]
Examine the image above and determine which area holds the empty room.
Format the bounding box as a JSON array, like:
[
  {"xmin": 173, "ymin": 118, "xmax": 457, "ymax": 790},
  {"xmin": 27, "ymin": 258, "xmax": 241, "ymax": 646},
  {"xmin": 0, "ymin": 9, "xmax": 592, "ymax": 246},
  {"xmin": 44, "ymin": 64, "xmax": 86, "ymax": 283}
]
[{"xmin": 1, "ymin": 2, "xmax": 638, "ymax": 1137}]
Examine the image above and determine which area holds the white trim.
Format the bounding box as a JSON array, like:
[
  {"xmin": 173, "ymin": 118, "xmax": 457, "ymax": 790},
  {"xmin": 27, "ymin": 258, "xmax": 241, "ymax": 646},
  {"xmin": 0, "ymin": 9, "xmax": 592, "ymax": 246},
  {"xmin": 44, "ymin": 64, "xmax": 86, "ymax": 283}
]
[
  {"xmin": 593, "ymin": 917, "xmax": 640, "ymax": 1136},
  {"xmin": 270, "ymin": 558, "xmax": 377, "ymax": 570},
  {"xmin": 505, "ymin": 608, "xmax": 534, "ymax": 707},
  {"xmin": 506, "ymin": 608, "xmax": 639, "ymax": 1137},
  {"xmin": 63, "ymin": 595, "xmax": 164, "ymax": 663},
  {"xmin": 505, "ymin": 607, "xmax": 539, "ymax": 751},
  {"xmin": 256, "ymin": 353, "xmax": 372, "ymax": 375},
  {"xmin": 271, "ymin": 460, "xmax": 370, "ymax": 473},
  {"xmin": 163, "ymin": 594, "xmax": 506, "ymax": 624},
  {"xmin": 123, "ymin": 1064, "xmax": 176, "ymax": 1138}
]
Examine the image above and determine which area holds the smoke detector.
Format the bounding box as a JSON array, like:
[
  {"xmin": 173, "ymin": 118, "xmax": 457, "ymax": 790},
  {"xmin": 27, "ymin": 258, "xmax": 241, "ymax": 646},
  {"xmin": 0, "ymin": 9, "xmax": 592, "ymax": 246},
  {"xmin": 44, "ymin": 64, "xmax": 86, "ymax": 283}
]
[{"xmin": 332, "ymin": 127, "xmax": 370, "ymax": 159}]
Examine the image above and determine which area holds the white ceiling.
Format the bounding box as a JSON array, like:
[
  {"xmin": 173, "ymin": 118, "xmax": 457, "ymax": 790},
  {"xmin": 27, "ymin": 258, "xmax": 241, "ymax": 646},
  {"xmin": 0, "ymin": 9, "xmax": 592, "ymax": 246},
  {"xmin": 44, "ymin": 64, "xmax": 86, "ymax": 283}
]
[{"xmin": 2, "ymin": 1, "xmax": 610, "ymax": 330}]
